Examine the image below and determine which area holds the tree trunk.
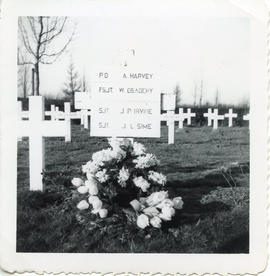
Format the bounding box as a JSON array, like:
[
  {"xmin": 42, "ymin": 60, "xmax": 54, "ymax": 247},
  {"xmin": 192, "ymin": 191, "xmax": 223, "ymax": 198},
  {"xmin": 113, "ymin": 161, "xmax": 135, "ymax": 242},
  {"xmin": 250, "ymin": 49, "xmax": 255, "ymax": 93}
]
[
  {"xmin": 32, "ymin": 68, "xmax": 35, "ymax": 96},
  {"xmin": 35, "ymin": 63, "xmax": 40, "ymax": 96}
]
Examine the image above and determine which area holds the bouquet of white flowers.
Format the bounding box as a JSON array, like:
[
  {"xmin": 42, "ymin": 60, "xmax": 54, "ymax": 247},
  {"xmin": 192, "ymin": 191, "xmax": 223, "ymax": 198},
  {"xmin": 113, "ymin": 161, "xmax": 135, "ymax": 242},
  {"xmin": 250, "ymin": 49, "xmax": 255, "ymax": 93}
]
[{"xmin": 71, "ymin": 138, "xmax": 184, "ymax": 229}]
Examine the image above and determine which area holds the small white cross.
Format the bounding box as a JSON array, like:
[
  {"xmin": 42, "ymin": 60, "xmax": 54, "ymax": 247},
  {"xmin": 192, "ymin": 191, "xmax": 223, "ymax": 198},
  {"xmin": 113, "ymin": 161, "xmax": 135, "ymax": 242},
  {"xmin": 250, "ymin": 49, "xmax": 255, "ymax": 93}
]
[
  {"xmin": 212, "ymin": 108, "xmax": 224, "ymax": 129},
  {"xmin": 160, "ymin": 111, "xmax": 175, "ymax": 144},
  {"xmin": 50, "ymin": 104, "xmax": 57, "ymax": 121},
  {"xmin": 17, "ymin": 96, "xmax": 67, "ymax": 191},
  {"xmin": 166, "ymin": 110, "xmax": 175, "ymax": 144},
  {"xmin": 177, "ymin": 108, "xmax": 187, "ymax": 129},
  {"xmin": 81, "ymin": 109, "xmax": 91, "ymax": 129},
  {"xmin": 243, "ymin": 113, "xmax": 250, "ymax": 121},
  {"xmin": 203, "ymin": 108, "xmax": 214, "ymax": 126},
  {"xmin": 224, "ymin": 108, "xmax": 237, "ymax": 127},
  {"xmin": 186, "ymin": 108, "xmax": 196, "ymax": 125}
]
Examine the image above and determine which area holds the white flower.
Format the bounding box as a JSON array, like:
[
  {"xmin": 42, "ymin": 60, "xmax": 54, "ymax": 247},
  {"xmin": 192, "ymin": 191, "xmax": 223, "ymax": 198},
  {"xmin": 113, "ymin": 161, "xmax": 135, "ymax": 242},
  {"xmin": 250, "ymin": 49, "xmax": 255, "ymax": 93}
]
[
  {"xmin": 86, "ymin": 181, "xmax": 98, "ymax": 196},
  {"xmin": 156, "ymin": 198, "xmax": 174, "ymax": 209},
  {"xmin": 159, "ymin": 206, "xmax": 175, "ymax": 221},
  {"xmin": 92, "ymin": 148, "xmax": 115, "ymax": 166},
  {"xmin": 143, "ymin": 206, "xmax": 159, "ymax": 217},
  {"xmin": 137, "ymin": 214, "xmax": 149, "ymax": 229},
  {"xmin": 86, "ymin": 173, "xmax": 98, "ymax": 183},
  {"xmin": 77, "ymin": 200, "xmax": 89, "ymax": 210},
  {"xmin": 96, "ymin": 169, "xmax": 109, "ymax": 183},
  {"xmin": 146, "ymin": 191, "xmax": 168, "ymax": 206},
  {"xmin": 82, "ymin": 161, "xmax": 99, "ymax": 174},
  {"xmin": 150, "ymin": 216, "xmax": 162, "ymax": 228},
  {"xmin": 173, "ymin": 197, "xmax": 184, "ymax": 210},
  {"xmin": 133, "ymin": 153, "xmax": 159, "ymax": 169},
  {"xmin": 148, "ymin": 171, "xmax": 166, "ymax": 186},
  {"xmin": 89, "ymin": 196, "xmax": 102, "ymax": 213},
  {"xmin": 107, "ymin": 138, "xmax": 122, "ymax": 150},
  {"xmin": 99, "ymin": 208, "xmax": 108, "ymax": 218},
  {"xmin": 77, "ymin": 186, "xmax": 89, "ymax": 194},
  {"xmin": 92, "ymin": 198, "xmax": 102, "ymax": 210},
  {"xmin": 110, "ymin": 148, "xmax": 126, "ymax": 161},
  {"xmin": 88, "ymin": 195, "xmax": 99, "ymax": 204},
  {"xmin": 118, "ymin": 167, "xmax": 130, "ymax": 187},
  {"xmin": 71, "ymin": 177, "xmax": 84, "ymax": 187},
  {"xmin": 133, "ymin": 176, "xmax": 150, "ymax": 192},
  {"xmin": 130, "ymin": 199, "xmax": 142, "ymax": 211},
  {"xmin": 132, "ymin": 142, "xmax": 146, "ymax": 156}
]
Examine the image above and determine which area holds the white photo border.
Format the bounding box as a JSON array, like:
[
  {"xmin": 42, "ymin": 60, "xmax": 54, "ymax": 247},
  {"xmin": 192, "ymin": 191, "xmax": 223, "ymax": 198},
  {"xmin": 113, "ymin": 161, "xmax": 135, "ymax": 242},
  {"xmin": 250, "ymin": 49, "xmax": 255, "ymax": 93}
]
[{"xmin": 0, "ymin": 0, "xmax": 268, "ymax": 274}]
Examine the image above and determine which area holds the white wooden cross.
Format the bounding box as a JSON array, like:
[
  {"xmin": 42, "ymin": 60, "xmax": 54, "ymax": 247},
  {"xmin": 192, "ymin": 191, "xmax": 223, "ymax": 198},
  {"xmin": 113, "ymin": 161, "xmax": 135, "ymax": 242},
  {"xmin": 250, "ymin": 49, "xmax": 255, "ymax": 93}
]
[
  {"xmin": 186, "ymin": 108, "xmax": 196, "ymax": 125},
  {"xmin": 17, "ymin": 96, "xmax": 67, "ymax": 191},
  {"xmin": 50, "ymin": 104, "xmax": 56, "ymax": 121},
  {"xmin": 177, "ymin": 108, "xmax": 187, "ymax": 129},
  {"xmin": 160, "ymin": 111, "xmax": 176, "ymax": 144},
  {"xmin": 203, "ymin": 108, "xmax": 214, "ymax": 126},
  {"xmin": 243, "ymin": 113, "xmax": 250, "ymax": 128},
  {"xmin": 166, "ymin": 110, "xmax": 175, "ymax": 144},
  {"xmin": 212, "ymin": 108, "xmax": 224, "ymax": 129},
  {"xmin": 243, "ymin": 113, "xmax": 250, "ymax": 121},
  {"xmin": 80, "ymin": 109, "xmax": 91, "ymax": 129},
  {"xmin": 17, "ymin": 101, "xmax": 23, "ymax": 142},
  {"xmin": 224, "ymin": 108, "xmax": 237, "ymax": 127}
]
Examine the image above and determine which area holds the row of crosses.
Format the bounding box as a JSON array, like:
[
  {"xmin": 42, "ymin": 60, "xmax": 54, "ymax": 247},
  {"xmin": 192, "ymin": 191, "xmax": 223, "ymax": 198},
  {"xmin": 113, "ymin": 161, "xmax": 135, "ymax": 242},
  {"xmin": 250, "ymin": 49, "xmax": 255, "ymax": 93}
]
[
  {"xmin": 162, "ymin": 108, "xmax": 249, "ymax": 131},
  {"xmin": 18, "ymin": 97, "xmax": 250, "ymax": 191}
]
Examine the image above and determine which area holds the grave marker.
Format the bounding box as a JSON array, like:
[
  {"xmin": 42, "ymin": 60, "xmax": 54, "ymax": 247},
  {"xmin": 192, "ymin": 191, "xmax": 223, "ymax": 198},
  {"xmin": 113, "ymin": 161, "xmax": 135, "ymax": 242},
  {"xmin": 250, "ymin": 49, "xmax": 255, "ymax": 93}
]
[
  {"xmin": 212, "ymin": 109, "xmax": 224, "ymax": 129},
  {"xmin": 90, "ymin": 66, "xmax": 160, "ymax": 138},
  {"xmin": 177, "ymin": 108, "xmax": 186, "ymax": 129},
  {"xmin": 186, "ymin": 108, "xmax": 196, "ymax": 125},
  {"xmin": 243, "ymin": 113, "xmax": 250, "ymax": 128},
  {"xmin": 75, "ymin": 92, "xmax": 91, "ymax": 129},
  {"xmin": 50, "ymin": 104, "xmax": 56, "ymax": 121},
  {"xmin": 243, "ymin": 113, "xmax": 250, "ymax": 121},
  {"xmin": 17, "ymin": 96, "xmax": 67, "ymax": 191},
  {"xmin": 166, "ymin": 110, "xmax": 175, "ymax": 144},
  {"xmin": 224, "ymin": 108, "xmax": 237, "ymax": 127},
  {"xmin": 203, "ymin": 108, "xmax": 214, "ymax": 126}
]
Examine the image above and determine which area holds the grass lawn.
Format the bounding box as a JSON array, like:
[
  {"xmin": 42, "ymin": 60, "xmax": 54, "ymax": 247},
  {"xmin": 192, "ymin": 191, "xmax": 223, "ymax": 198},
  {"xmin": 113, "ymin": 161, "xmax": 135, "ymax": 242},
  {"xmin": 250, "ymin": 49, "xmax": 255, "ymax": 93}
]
[{"xmin": 17, "ymin": 123, "xmax": 249, "ymax": 253}]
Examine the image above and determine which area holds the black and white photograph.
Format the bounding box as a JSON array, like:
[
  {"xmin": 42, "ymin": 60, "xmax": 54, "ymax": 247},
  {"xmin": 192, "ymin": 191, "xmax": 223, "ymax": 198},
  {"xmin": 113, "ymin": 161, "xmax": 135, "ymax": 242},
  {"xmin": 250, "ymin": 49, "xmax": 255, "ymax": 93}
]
[{"xmin": 0, "ymin": 0, "xmax": 268, "ymax": 274}]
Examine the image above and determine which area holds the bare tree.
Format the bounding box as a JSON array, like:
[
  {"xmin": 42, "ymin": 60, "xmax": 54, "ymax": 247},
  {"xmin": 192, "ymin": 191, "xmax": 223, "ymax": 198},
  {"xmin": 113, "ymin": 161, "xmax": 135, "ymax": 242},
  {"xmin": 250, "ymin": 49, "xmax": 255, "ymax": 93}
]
[
  {"xmin": 81, "ymin": 71, "xmax": 88, "ymax": 92},
  {"xmin": 17, "ymin": 48, "xmax": 30, "ymax": 98},
  {"xmin": 63, "ymin": 59, "xmax": 81, "ymax": 106},
  {"xmin": 193, "ymin": 81, "xmax": 197, "ymax": 107},
  {"xmin": 18, "ymin": 16, "xmax": 75, "ymax": 95},
  {"xmin": 215, "ymin": 88, "xmax": 219, "ymax": 107},
  {"xmin": 174, "ymin": 84, "xmax": 182, "ymax": 107},
  {"xmin": 18, "ymin": 65, "xmax": 30, "ymax": 98}
]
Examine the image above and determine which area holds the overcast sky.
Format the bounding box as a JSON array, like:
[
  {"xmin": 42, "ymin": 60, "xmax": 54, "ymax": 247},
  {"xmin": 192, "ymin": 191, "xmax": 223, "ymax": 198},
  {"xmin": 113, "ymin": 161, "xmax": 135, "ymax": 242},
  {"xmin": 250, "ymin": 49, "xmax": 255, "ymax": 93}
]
[{"xmin": 21, "ymin": 16, "xmax": 250, "ymax": 105}]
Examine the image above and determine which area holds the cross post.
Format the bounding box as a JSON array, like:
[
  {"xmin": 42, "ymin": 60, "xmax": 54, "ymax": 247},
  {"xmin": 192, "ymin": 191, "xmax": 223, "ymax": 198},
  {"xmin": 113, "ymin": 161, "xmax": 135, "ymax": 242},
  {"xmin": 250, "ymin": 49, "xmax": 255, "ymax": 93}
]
[
  {"xmin": 177, "ymin": 108, "xmax": 186, "ymax": 129},
  {"xmin": 64, "ymin": 102, "xmax": 71, "ymax": 142},
  {"xmin": 18, "ymin": 96, "xmax": 67, "ymax": 191},
  {"xmin": 166, "ymin": 110, "xmax": 175, "ymax": 144},
  {"xmin": 224, "ymin": 108, "xmax": 237, "ymax": 127},
  {"xmin": 212, "ymin": 108, "xmax": 224, "ymax": 129},
  {"xmin": 243, "ymin": 113, "xmax": 250, "ymax": 128},
  {"xmin": 186, "ymin": 108, "xmax": 196, "ymax": 125},
  {"xmin": 50, "ymin": 104, "xmax": 56, "ymax": 121},
  {"xmin": 203, "ymin": 108, "xmax": 213, "ymax": 126}
]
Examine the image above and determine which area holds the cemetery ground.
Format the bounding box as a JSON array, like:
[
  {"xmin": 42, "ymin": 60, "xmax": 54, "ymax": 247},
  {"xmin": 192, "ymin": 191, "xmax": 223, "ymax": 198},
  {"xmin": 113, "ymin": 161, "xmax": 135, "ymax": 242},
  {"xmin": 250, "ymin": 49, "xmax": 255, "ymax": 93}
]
[{"xmin": 17, "ymin": 123, "xmax": 249, "ymax": 253}]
